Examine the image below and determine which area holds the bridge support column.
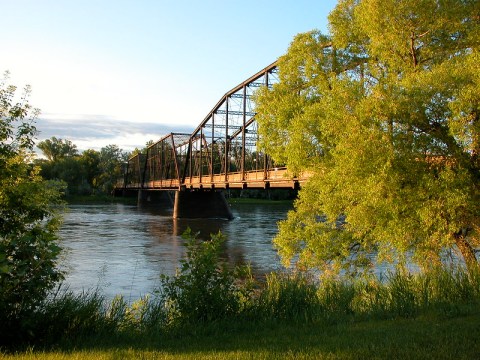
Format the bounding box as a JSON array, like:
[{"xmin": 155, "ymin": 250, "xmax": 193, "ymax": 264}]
[
  {"xmin": 138, "ymin": 190, "xmax": 174, "ymax": 207},
  {"xmin": 173, "ymin": 190, "xmax": 233, "ymax": 220},
  {"xmin": 113, "ymin": 188, "xmax": 138, "ymax": 198}
]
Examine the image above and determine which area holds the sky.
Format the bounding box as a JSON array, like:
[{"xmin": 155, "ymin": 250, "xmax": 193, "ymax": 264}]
[{"xmin": 2, "ymin": 0, "xmax": 337, "ymax": 152}]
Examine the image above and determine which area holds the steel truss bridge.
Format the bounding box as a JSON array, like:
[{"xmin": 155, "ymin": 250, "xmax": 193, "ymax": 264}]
[{"xmin": 118, "ymin": 61, "xmax": 308, "ymax": 195}]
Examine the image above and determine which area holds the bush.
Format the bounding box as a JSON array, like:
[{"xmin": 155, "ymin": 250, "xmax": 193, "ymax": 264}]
[
  {"xmin": 159, "ymin": 229, "xmax": 253, "ymax": 326},
  {"xmin": 0, "ymin": 72, "xmax": 65, "ymax": 346}
]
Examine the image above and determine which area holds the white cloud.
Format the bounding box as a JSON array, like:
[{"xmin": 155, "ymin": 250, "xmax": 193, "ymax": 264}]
[{"xmin": 35, "ymin": 114, "xmax": 193, "ymax": 152}]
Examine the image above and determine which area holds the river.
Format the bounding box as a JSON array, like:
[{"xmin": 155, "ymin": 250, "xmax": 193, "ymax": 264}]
[{"xmin": 58, "ymin": 201, "xmax": 292, "ymax": 300}]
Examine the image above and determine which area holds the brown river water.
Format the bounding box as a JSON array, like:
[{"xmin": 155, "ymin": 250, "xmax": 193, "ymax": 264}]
[{"xmin": 58, "ymin": 201, "xmax": 292, "ymax": 300}]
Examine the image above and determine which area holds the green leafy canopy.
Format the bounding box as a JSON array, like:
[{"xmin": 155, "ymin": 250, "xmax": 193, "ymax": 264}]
[{"xmin": 254, "ymin": 0, "xmax": 480, "ymax": 275}]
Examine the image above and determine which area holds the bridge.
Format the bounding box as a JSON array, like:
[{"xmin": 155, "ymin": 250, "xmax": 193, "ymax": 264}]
[{"xmin": 115, "ymin": 62, "xmax": 309, "ymax": 219}]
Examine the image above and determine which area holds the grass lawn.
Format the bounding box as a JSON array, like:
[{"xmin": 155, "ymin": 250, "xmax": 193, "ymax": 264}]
[{"xmin": 4, "ymin": 312, "xmax": 480, "ymax": 360}]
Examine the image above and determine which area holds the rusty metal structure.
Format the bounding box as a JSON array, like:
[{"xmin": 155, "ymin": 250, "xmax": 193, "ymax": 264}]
[{"xmin": 119, "ymin": 62, "xmax": 307, "ymax": 193}]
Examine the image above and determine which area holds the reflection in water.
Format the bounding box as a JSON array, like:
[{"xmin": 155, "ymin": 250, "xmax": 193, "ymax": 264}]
[{"xmin": 59, "ymin": 202, "xmax": 292, "ymax": 300}]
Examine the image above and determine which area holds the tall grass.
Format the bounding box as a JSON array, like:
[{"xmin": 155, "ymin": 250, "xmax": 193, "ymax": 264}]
[
  {"xmin": 247, "ymin": 267, "xmax": 480, "ymax": 324},
  {"xmin": 253, "ymin": 272, "xmax": 320, "ymax": 322},
  {"xmin": 2, "ymin": 231, "xmax": 479, "ymax": 351}
]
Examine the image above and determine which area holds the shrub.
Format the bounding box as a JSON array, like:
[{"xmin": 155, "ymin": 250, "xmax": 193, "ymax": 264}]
[
  {"xmin": 159, "ymin": 229, "xmax": 252, "ymax": 326},
  {"xmin": 0, "ymin": 73, "xmax": 65, "ymax": 346}
]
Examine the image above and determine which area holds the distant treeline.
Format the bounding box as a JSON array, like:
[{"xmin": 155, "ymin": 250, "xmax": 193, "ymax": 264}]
[{"xmin": 35, "ymin": 137, "xmax": 129, "ymax": 196}]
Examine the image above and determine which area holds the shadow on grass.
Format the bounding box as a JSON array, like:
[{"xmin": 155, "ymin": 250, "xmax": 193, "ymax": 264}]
[{"xmin": 52, "ymin": 313, "xmax": 480, "ymax": 360}]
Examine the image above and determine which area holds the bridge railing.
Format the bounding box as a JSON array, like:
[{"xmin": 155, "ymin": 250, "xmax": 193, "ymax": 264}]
[{"xmin": 182, "ymin": 167, "xmax": 298, "ymax": 189}]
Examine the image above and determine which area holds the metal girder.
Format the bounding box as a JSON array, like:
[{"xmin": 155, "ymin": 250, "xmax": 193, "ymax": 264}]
[
  {"xmin": 121, "ymin": 61, "xmax": 285, "ymax": 191},
  {"xmin": 230, "ymin": 93, "xmax": 252, "ymax": 99},
  {"xmin": 190, "ymin": 61, "xmax": 277, "ymax": 137},
  {"xmin": 203, "ymin": 124, "xmax": 242, "ymax": 130},
  {"xmin": 215, "ymin": 110, "xmax": 256, "ymax": 117}
]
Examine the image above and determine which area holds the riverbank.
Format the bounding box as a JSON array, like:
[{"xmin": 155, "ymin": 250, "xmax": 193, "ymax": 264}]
[
  {"xmin": 9, "ymin": 200, "xmax": 475, "ymax": 359},
  {"xmin": 65, "ymin": 194, "xmax": 137, "ymax": 205},
  {"xmin": 4, "ymin": 312, "xmax": 480, "ymax": 359},
  {"xmin": 3, "ymin": 260, "xmax": 480, "ymax": 358}
]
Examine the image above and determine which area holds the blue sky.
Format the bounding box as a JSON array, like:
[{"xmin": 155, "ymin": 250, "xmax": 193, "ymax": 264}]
[{"xmin": 2, "ymin": 0, "xmax": 337, "ymax": 151}]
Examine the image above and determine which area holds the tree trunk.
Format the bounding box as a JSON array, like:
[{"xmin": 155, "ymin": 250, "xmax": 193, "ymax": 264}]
[{"xmin": 454, "ymin": 232, "xmax": 478, "ymax": 269}]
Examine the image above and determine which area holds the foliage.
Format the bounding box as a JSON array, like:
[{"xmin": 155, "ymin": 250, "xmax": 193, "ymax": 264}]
[
  {"xmin": 252, "ymin": 265, "xmax": 480, "ymax": 324},
  {"xmin": 32, "ymin": 289, "xmax": 109, "ymax": 346},
  {"xmin": 36, "ymin": 139, "xmax": 127, "ymax": 196},
  {"xmin": 0, "ymin": 72, "xmax": 65, "ymax": 345},
  {"xmin": 37, "ymin": 137, "xmax": 78, "ymax": 162},
  {"xmin": 96, "ymin": 144, "xmax": 127, "ymax": 194},
  {"xmin": 160, "ymin": 229, "xmax": 253, "ymax": 326},
  {"xmin": 2, "ymin": 264, "xmax": 480, "ymax": 352},
  {"xmin": 106, "ymin": 294, "xmax": 167, "ymax": 334},
  {"xmin": 78, "ymin": 149, "xmax": 101, "ymax": 187},
  {"xmin": 254, "ymin": 0, "xmax": 480, "ymax": 273}
]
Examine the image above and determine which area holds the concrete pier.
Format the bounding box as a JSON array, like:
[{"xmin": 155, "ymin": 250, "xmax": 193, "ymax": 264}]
[
  {"xmin": 173, "ymin": 190, "xmax": 233, "ymax": 219},
  {"xmin": 137, "ymin": 190, "xmax": 175, "ymax": 207}
]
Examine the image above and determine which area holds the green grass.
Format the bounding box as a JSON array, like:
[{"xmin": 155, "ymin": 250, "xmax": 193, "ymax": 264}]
[{"xmin": 4, "ymin": 313, "xmax": 480, "ymax": 359}]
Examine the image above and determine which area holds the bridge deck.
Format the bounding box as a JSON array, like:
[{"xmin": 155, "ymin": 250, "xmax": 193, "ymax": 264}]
[{"xmin": 123, "ymin": 168, "xmax": 309, "ymax": 190}]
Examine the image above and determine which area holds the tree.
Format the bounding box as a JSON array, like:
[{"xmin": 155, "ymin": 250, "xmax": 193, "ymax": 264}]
[
  {"xmin": 254, "ymin": 0, "xmax": 479, "ymax": 274},
  {"xmin": 96, "ymin": 144, "xmax": 127, "ymax": 194},
  {"xmin": 0, "ymin": 72, "xmax": 65, "ymax": 339},
  {"xmin": 79, "ymin": 149, "xmax": 101, "ymax": 192},
  {"xmin": 37, "ymin": 136, "xmax": 78, "ymax": 161},
  {"xmin": 36, "ymin": 140, "xmax": 128, "ymax": 196},
  {"xmin": 36, "ymin": 142, "xmax": 103, "ymax": 195},
  {"xmin": 128, "ymin": 140, "xmax": 155, "ymax": 159},
  {"xmin": 36, "ymin": 136, "xmax": 82, "ymax": 194}
]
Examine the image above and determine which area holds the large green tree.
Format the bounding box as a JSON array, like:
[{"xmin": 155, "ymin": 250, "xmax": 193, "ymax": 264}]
[
  {"xmin": 96, "ymin": 144, "xmax": 128, "ymax": 194},
  {"xmin": 79, "ymin": 148, "xmax": 101, "ymax": 191},
  {"xmin": 37, "ymin": 137, "xmax": 90, "ymax": 195},
  {"xmin": 0, "ymin": 72, "xmax": 65, "ymax": 337},
  {"xmin": 254, "ymin": 0, "xmax": 479, "ymax": 274},
  {"xmin": 37, "ymin": 136, "xmax": 78, "ymax": 162},
  {"xmin": 37, "ymin": 139, "xmax": 128, "ymax": 196}
]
